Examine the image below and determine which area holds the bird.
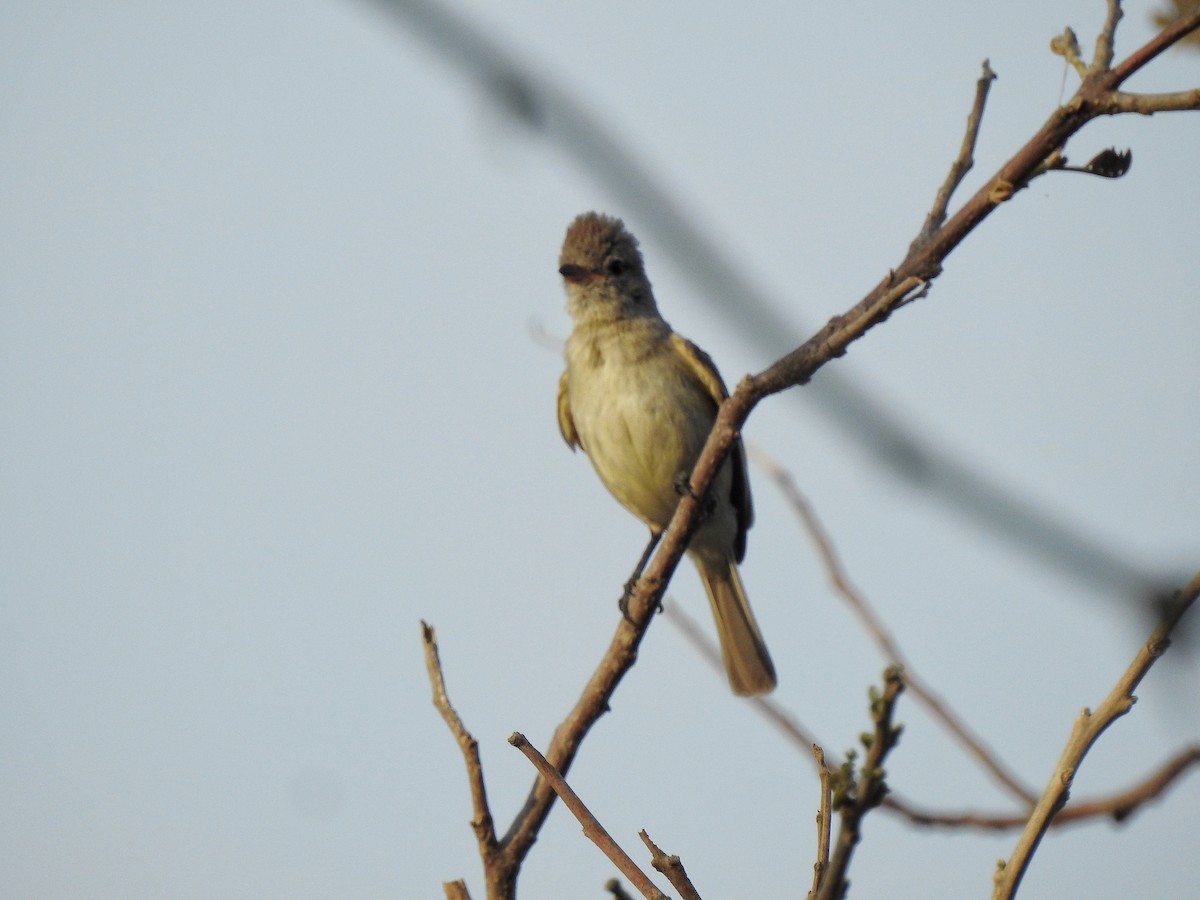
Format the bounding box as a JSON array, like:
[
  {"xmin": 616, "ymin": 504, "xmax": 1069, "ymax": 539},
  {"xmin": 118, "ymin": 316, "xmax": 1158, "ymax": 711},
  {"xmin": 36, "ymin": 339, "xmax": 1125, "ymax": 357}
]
[{"xmin": 555, "ymin": 211, "xmax": 776, "ymax": 695}]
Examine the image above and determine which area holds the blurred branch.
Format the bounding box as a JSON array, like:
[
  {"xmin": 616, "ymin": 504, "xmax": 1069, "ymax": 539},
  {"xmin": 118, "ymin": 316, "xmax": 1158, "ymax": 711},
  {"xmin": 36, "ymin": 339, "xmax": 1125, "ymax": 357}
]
[
  {"xmin": 509, "ymin": 733, "xmax": 670, "ymax": 900},
  {"xmin": 364, "ymin": 0, "xmax": 1177, "ymax": 606},
  {"xmin": 671, "ymin": 601, "xmax": 1200, "ymax": 832},
  {"xmin": 992, "ymin": 570, "xmax": 1200, "ymax": 899},
  {"xmin": 1154, "ymin": 0, "xmax": 1200, "ymax": 47},
  {"xmin": 443, "ymin": 881, "xmax": 473, "ymax": 900},
  {"xmin": 890, "ymin": 744, "xmax": 1200, "ymax": 827},
  {"xmin": 749, "ymin": 445, "xmax": 1037, "ymax": 805}
]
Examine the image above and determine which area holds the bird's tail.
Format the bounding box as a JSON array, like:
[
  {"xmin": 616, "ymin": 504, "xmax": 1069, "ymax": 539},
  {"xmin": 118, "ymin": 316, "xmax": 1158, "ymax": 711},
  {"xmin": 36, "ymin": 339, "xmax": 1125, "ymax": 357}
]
[{"xmin": 694, "ymin": 554, "xmax": 776, "ymax": 696}]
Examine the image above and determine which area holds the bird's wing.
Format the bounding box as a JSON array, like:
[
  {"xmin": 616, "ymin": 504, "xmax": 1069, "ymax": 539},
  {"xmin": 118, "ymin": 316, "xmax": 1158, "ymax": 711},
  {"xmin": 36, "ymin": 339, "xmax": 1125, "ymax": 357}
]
[
  {"xmin": 556, "ymin": 370, "xmax": 580, "ymax": 450},
  {"xmin": 670, "ymin": 333, "xmax": 754, "ymax": 560}
]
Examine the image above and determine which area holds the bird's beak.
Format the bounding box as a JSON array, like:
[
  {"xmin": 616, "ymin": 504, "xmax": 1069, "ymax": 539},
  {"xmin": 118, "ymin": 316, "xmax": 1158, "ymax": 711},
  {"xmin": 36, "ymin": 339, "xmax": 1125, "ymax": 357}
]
[{"xmin": 558, "ymin": 263, "xmax": 597, "ymax": 285}]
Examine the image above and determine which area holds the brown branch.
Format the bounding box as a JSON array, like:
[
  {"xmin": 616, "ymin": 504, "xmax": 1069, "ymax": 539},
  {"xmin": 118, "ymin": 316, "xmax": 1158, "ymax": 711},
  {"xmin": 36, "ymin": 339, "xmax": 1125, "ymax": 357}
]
[
  {"xmin": 1111, "ymin": 8, "xmax": 1200, "ymax": 82},
  {"xmin": 992, "ymin": 571, "xmax": 1200, "ymax": 899},
  {"xmin": 912, "ymin": 59, "xmax": 998, "ymax": 252},
  {"xmin": 1089, "ymin": 0, "xmax": 1124, "ymax": 73},
  {"xmin": 888, "ymin": 744, "xmax": 1200, "ymax": 827},
  {"xmin": 749, "ymin": 447, "xmax": 1037, "ymax": 805},
  {"xmin": 1109, "ymin": 87, "xmax": 1200, "ymax": 113},
  {"xmin": 817, "ymin": 669, "xmax": 906, "ymax": 900},
  {"xmin": 808, "ymin": 745, "xmax": 833, "ymax": 900},
  {"xmin": 421, "ymin": 622, "xmax": 499, "ymax": 885},
  {"xmin": 508, "ymin": 733, "xmax": 670, "ymax": 900},
  {"xmin": 429, "ymin": 10, "xmax": 1200, "ymax": 895},
  {"xmin": 443, "ymin": 881, "xmax": 473, "ymax": 900},
  {"xmin": 640, "ymin": 831, "xmax": 703, "ymax": 900}
]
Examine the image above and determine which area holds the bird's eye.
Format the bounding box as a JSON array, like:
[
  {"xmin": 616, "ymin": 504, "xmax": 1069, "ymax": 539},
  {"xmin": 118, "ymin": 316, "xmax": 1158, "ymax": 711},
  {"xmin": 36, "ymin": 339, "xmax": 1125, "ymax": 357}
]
[{"xmin": 605, "ymin": 258, "xmax": 627, "ymax": 276}]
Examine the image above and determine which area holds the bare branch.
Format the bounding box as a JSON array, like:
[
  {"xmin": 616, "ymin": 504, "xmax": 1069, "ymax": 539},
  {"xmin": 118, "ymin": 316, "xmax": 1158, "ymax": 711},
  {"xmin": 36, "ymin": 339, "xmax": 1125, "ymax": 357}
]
[
  {"xmin": 1109, "ymin": 88, "xmax": 1200, "ymax": 113},
  {"xmin": 912, "ymin": 59, "xmax": 997, "ymax": 251},
  {"xmin": 640, "ymin": 831, "xmax": 703, "ymax": 900},
  {"xmin": 808, "ymin": 745, "xmax": 833, "ymax": 900},
  {"xmin": 1090, "ymin": 0, "xmax": 1124, "ymax": 73},
  {"xmin": 1111, "ymin": 8, "xmax": 1200, "ymax": 82},
  {"xmin": 509, "ymin": 733, "xmax": 670, "ymax": 900},
  {"xmin": 992, "ymin": 571, "xmax": 1200, "ymax": 899},
  {"xmin": 421, "ymin": 622, "xmax": 498, "ymax": 866},
  {"xmin": 887, "ymin": 744, "xmax": 1200, "ymax": 828},
  {"xmin": 443, "ymin": 881, "xmax": 473, "ymax": 900}
]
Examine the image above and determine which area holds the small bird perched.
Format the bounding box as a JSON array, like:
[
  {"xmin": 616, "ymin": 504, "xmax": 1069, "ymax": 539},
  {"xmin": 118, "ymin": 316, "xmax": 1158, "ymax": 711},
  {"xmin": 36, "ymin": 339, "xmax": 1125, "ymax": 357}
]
[{"xmin": 556, "ymin": 212, "xmax": 776, "ymax": 695}]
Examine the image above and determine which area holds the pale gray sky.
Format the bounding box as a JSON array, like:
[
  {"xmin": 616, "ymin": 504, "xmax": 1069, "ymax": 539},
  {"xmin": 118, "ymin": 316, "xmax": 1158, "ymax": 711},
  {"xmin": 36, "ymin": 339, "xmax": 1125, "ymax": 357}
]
[{"xmin": 2, "ymin": 2, "xmax": 1198, "ymax": 898}]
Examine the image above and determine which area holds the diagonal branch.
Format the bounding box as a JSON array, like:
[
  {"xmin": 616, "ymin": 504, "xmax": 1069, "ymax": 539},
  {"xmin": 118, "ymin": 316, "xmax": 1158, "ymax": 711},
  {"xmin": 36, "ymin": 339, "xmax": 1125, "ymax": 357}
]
[
  {"xmin": 991, "ymin": 571, "xmax": 1200, "ymax": 899},
  {"xmin": 509, "ymin": 733, "xmax": 670, "ymax": 900},
  {"xmin": 912, "ymin": 59, "xmax": 997, "ymax": 252},
  {"xmin": 1111, "ymin": 9, "xmax": 1200, "ymax": 82},
  {"xmin": 421, "ymin": 623, "xmax": 499, "ymax": 881}
]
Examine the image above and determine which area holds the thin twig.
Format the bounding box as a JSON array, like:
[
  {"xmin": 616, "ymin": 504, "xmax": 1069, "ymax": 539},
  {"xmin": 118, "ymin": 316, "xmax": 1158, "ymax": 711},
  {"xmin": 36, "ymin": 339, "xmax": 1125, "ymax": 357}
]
[
  {"xmin": 508, "ymin": 733, "xmax": 669, "ymax": 900},
  {"xmin": 1089, "ymin": 0, "xmax": 1124, "ymax": 74},
  {"xmin": 1109, "ymin": 87, "xmax": 1200, "ymax": 113},
  {"xmin": 421, "ymin": 622, "xmax": 498, "ymax": 865},
  {"xmin": 640, "ymin": 831, "xmax": 703, "ymax": 900},
  {"xmin": 888, "ymin": 743, "xmax": 1200, "ymax": 827},
  {"xmin": 912, "ymin": 59, "xmax": 997, "ymax": 252},
  {"xmin": 749, "ymin": 447, "xmax": 1036, "ymax": 805},
  {"xmin": 808, "ymin": 745, "xmax": 833, "ymax": 900},
  {"xmin": 992, "ymin": 570, "xmax": 1200, "ymax": 899}
]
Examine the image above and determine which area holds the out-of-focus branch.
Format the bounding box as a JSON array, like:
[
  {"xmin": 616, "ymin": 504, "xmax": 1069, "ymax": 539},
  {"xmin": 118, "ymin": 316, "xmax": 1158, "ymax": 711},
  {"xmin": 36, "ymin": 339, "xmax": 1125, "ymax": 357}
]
[
  {"xmin": 509, "ymin": 733, "xmax": 669, "ymax": 900},
  {"xmin": 671, "ymin": 601, "xmax": 1200, "ymax": 832},
  {"xmin": 443, "ymin": 881, "xmax": 472, "ymax": 900},
  {"xmin": 992, "ymin": 571, "xmax": 1200, "ymax": 899},
  {"xmin": 749, "ymin": 445, "xmax": 1037, "ymax": 805},
  {"xmin": 366, "ymin": 0, "xmax": 1178, "ymax": 606}
]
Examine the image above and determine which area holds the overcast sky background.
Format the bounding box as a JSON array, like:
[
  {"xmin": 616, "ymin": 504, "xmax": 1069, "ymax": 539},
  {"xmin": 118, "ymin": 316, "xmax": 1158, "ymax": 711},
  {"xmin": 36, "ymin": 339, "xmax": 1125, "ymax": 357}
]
[{"xmin": 3, "ymin": 2, "xmax": 1198, "ymax": 898}]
